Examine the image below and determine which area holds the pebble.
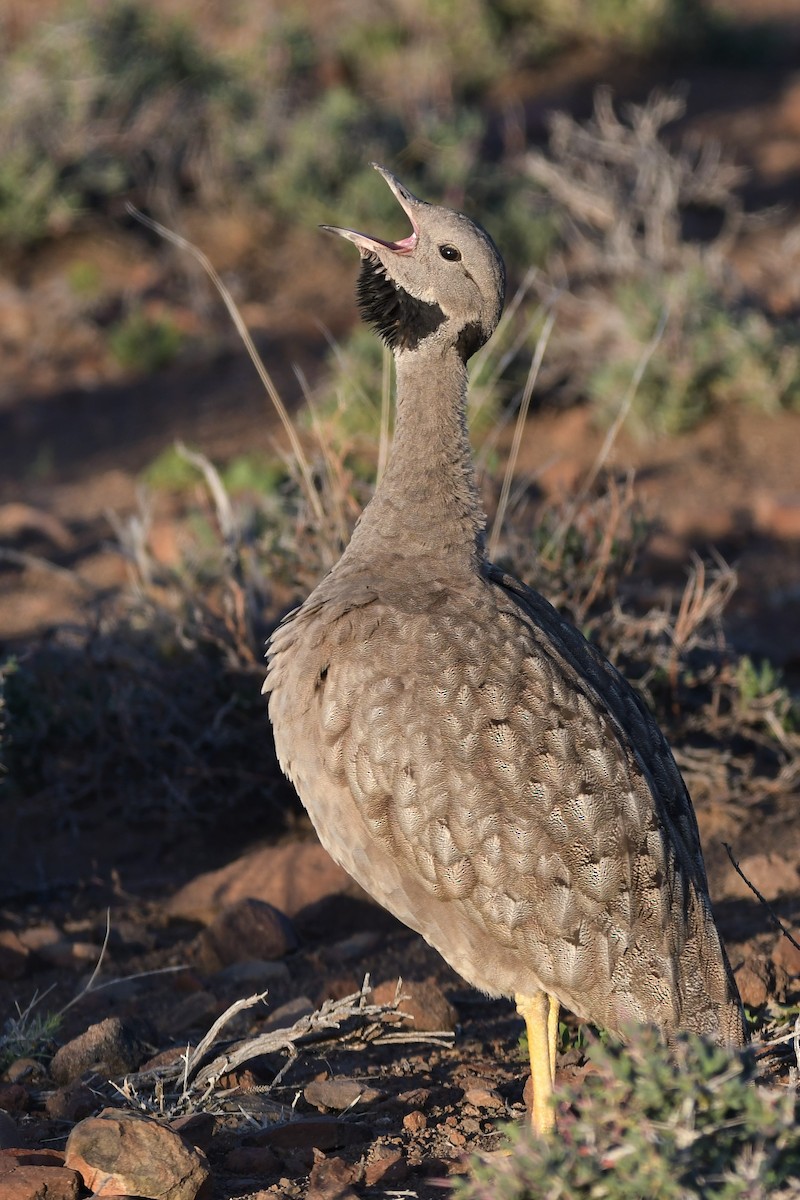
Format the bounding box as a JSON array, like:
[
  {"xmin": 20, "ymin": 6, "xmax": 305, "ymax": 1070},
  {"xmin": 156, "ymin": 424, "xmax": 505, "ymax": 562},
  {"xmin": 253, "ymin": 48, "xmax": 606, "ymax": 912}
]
[
  {"xmin": 772, "ymin": 935, "xmax": 800, "ymax": 977},
  {"xmin": 303, "ymin": 1076, "xmax": 382, "ymax": 1112},
  {"xmin": 307, "ymin": 1151, "xmax": 360, "ymax": 1200},
  {"xmin": 165, "ymin": 842, "xmax": 357, "ymax": 924},
  {"xmin": 261, "ymin": 995, "xmax": 315, "ymax": 1033},
  {"xmin": 252, "ymin": 1117, "xmax": 370, "ymax": 1152},
  {"xmin": 735, "ymin": 960, "xmax": 771, "ymax": 1009},
  {"xmin": 463, "ymin": 1082, "xmax": 505, "ymax": 1111},
  {"xmin": 372, "ymin": 978, "xmax": 458, "ymax": 1032},
  {"xmin": 0, "ymin": 1084, "xmax": 30, "ymax": 1114},
  {"xmin": 0, "ymin": 931, "xmax": 29, "ymax": 980},
  {"xmin": 727, "ymin": 852, "xmax": 800, "ymax": 902},
  {"xmin": 45, "ymin": 1081, "xmax": 97, "ymax": 1123},
  {"xmin": 168, "ymin": 1112, "xmax": 217, "ymax": 1154},
  {"xmin": 364, "ymin": 1146, "xmax": 407, "ymax": 1187},
  {"xmin": 0, "ymin": 1147, "xmax": 81, "ymax": 1200},
  {"xmin": 212, "ymin": 958, "xmax": 291, "ymax": 991},
  {"xmin": 65, "ymin": 1107, "xmax": 210, "ymax": 1200},
  {"xmin": 17, "ymin": 924, "xmax": 100, "ymax": 970},
  {"xmin": 403, "ymin": 1110, "xmax": 427, "ymax": 1133},
  {"xmin": 191, "ymin": 898, "xmax": 297, "ymax": 973},
  {"xmin": 224, "ymin": 1145, "xmax": 279, "ymax": 1175},
  {"xmin": 327, "ymin": 932, "xmax": 380, "ymax": 962},
  {"xmin": 167, "ymin": 990, "xmax": 222, "ymax": 1036},
  {"xmin": 50, "ymin": 1017, "xmax": 148, "ymax": 1085},
  {"xmin": 0, "ymin": 1111, "xmax": 18, "ymax": 1149}
]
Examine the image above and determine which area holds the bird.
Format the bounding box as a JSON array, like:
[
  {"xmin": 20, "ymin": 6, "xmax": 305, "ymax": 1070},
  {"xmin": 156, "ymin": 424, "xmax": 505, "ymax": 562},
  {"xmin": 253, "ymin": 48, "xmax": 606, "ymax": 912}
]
[{"xmin": 264, "ymin": 163, "xmax": 747, "ymax": 1137}]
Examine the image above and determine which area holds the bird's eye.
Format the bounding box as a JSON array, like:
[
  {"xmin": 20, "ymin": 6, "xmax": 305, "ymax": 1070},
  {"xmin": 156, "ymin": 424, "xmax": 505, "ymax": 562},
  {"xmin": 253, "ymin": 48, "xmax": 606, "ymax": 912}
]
[{"xmin": 439, "ymin": 244, "xmax": 461, "ymax": 261}]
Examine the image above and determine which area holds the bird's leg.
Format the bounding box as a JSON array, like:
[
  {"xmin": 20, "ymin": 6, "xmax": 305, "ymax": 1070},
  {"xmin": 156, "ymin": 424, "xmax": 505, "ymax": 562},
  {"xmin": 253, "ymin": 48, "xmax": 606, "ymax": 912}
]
[
  {"xmin": 516, "ymin": 990, "xmax": 557, "ymax": 1136},
  {"xmin": 548, "ymin": 993, "xmax": 560, "ymax": 1081}
]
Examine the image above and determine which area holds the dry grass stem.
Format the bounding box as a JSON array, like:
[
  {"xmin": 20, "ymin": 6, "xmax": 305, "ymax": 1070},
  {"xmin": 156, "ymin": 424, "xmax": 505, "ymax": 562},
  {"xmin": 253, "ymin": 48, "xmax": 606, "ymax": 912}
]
[
  {"xmin": 125, "ymin": 204, "xmax": 325, "ymax": 529},
  {"xmin": 488, "ymin": 307, "xmax": 556, "ymax": 559},
  {"xmin": 723, "ymin": 842, "xmax": 800, "ymax": 958}
]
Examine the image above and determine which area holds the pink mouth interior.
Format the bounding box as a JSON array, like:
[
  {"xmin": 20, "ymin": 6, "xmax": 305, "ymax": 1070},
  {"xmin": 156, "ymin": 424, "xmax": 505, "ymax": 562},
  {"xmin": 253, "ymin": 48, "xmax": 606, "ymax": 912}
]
[{"xmin": 367, "ymin": 227, "xmax": 418, "ymax": 254}]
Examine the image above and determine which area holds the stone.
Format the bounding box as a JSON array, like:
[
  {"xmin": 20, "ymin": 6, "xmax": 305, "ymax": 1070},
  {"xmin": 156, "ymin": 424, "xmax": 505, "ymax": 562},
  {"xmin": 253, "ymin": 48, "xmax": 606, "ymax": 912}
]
[
  {"xmin": 261, "ymin": 996, "xmax": 315, "ymax": 1033},
  {"xmin": 65, "ymin": 1107, "xmax": 210, "ymax": 1199},
  {"xmin": 45, "ymin": 1081, "xmax": 98, "ymax": 1123},
  {"xmin": 397, "ymin": 1087, "xmax": 431, "ymax": 1108},
  {"xmin": 303, "ymin": 1077, "xmax": 382, "ymax": 1112},
  {"xmin": 50, "ymin": 1017, "xmax": 148, "ymax": 1085},
  {"xmin": 0, "ymin": 931, "xmax": 29, "ymax": 980},
  {"xmin": 164, "ymin": 842, "xmax": 359, "ymax": 925},
  {"xmin": 0, "ymin": 1084, "xmax": 30, "ymax": 1114},
  {"xmin": 736, "ymin": 962, "xmax": 770, "ymax": 1009},
  {"xmin": 313, "ymin": 976, "xmax": 362, "ymax": 1008},
  {"xmin": 47, "ymin": 941, "xmax": 103, "ymax": 970},
  {"xmin": 327, "ymin": 932, "xmax": 380, "ymax": 962},
  {"xmin": 372, "ymin": 978, "xmax": 458, "ymax": 1032},
  {"xmin": 17, "ymin": 924, "xmax": 62, "ymax": 955},
  {"xmin": 753, "ymin": 491, "xmax": 800, "ymax": 539},
  {"xmin": 307, "ymin": 1151, "xmax": 360, "ymax": 1200},
  {"xmin": 4, "ymin": 1059, "xmax": 46, "ymax": 1086},
  {"xmin": 0, "ymin": 1148, "xmax": 81, "ymax": 1200},
  {"xmin": 402, "ymin": 1111, "xmax": 427, "ymax": 1133},
  {"xmin": 224, "ymin": 1145, "xmax": 279, "ymax": 1175},
  {"xmin": 0, "ymin": 1111, "xmax": 18, "ymax": 1149},
  {"xmin": 190, "ymin": 898, "xmax": 297, "ymax": 973},
  {"xmin": 728, "ymin": 853, "xmax": 800, "ymax": 902},
  {"xmin": 363, "ymin": 1146, "xmax": 407, "ymax": 1187},
  {"xmin": 773, "ymin": 935, "xmax": 800, "ymax": 977},
  {"xmin": 168, "ymin": 1113, "xmax": 216, "ymax": 1154},
  {"xmin": 166, "ymin": 991, "xmax": 222, "ymax": 1037},
  {"xmin": 252, "ymin": 1118, "xmax": 370, "ymax": 1153},
  {"xmin": 212, "ymin": 959, "xmax": 291, "ymax": 992},
  {"xmin": 462, "ymin": 1082, "xmax": 505, "ymax": 1111}
]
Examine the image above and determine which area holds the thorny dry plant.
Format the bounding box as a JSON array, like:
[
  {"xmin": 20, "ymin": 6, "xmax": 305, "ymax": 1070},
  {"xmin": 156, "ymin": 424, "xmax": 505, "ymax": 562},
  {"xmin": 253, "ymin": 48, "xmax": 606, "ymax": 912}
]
[{"xmin": 526, "ymin": 87, "xmax": 748, "ymax": 277}]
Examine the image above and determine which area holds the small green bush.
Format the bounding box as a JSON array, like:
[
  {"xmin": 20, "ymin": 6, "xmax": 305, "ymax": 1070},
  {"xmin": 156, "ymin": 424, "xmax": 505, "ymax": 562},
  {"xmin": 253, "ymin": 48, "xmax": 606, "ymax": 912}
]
[
  {"xmin": 109, "ymin": 310, "xmax": 183, "ymax": 372},
  {"xmin": 457, "ymin": 1026, "xmax": 800, "ymax": 1200},
  {"xmin": 586, "ymin": 270, "xmax": 800, "ymax": 437}
]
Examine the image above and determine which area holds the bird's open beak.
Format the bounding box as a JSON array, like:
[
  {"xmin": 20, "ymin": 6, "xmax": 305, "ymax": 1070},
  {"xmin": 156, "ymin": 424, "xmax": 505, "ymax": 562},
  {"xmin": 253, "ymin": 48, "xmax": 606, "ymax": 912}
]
[{"xmin": 321, "ymin": 163, "xmax": 420, "ymax": 256}]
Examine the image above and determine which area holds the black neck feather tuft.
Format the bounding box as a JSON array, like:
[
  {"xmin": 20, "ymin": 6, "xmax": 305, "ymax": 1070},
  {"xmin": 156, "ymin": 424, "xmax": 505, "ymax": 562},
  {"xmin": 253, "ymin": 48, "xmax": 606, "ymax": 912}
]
[{"xmin": 357, "ymin": 256, "xmax": 445, "ymax": 352}]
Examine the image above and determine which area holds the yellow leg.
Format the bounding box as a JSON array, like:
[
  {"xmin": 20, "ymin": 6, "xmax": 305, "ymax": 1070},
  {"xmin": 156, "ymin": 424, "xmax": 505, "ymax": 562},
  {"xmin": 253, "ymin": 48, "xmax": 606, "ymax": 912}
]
[
  {"xmin": 516, "ymin": 990, "xmax": 558, "ymax": 1137},
  {"xmin": 548, "ymin": 993, "xmax": 560, "ymax": 1082}
]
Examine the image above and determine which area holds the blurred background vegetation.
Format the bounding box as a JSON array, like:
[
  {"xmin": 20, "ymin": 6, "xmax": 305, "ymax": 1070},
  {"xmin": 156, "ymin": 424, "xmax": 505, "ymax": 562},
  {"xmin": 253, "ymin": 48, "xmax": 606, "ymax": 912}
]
[{"xmin": 1, "ymin": 0, "xmax": 799, "ymax": 875}]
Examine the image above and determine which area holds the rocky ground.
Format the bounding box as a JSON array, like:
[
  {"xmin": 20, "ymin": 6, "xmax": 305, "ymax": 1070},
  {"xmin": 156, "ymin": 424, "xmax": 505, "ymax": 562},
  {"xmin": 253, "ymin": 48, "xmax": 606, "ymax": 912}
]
[{"xmin": 1, "ymin": 820, "xmax": 800, "ymax": 1199}]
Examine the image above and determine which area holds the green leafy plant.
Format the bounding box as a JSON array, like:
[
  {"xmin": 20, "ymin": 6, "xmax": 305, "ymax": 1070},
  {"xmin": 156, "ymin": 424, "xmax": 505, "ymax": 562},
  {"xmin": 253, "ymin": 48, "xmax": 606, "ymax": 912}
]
[
  {"xmin": 457, "ymin": 1026, "xmax": 800, "ymax": 1199},
  {"xmin": 109, "ymin": 310, "xmax": 183, "ymax": 372},
  {"xmin": 735, "ymin": 655, "xmax": 797, "ymax": 738},
  {"xmin": 587, "ymin": 271, "xmax": 800, "ymax": 437}
]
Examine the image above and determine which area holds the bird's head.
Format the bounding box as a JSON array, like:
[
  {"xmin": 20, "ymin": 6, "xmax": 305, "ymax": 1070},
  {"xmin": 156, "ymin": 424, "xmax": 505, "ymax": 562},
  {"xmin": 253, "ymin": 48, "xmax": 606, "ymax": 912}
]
[{"xmin": 322, "ymin": 164, "xmax": 505, "ymax": 361}]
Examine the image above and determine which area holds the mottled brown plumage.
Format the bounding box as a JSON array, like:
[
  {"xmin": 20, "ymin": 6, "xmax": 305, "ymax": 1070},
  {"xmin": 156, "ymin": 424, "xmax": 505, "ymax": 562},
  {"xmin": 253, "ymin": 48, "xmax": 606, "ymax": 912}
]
[{"xmin": 265, "ymin": 165, "xmax": 746, "ymax": 1133}]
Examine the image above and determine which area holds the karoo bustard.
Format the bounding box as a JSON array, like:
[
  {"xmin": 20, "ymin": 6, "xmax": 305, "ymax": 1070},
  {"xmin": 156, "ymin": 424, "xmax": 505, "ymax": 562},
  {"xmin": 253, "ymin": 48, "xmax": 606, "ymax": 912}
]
[{"xmin": 265, "ymin": 164, "xmax": 747, "ymax": 1136}]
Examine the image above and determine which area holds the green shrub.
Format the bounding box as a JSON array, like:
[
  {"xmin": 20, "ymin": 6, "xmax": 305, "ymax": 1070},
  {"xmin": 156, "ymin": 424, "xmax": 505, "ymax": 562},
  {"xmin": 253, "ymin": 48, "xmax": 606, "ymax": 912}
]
[
  {"xmin": 457, "ymin": 1026, "xmax": 800, "ymax": 1200},
  {"xmin": 586, "ymin": 269, "xmax": 800, "ymax": 437},
  {"xmin": 109, "ymin": 310, "xmax": 183, "ymax": 372}
]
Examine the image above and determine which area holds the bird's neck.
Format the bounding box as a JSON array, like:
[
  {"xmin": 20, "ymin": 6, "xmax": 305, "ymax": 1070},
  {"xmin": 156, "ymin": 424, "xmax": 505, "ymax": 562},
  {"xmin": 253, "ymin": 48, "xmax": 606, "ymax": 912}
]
[{"xmin": 343, "ymin": 340, "xmax": 486, "ymax": 571}]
